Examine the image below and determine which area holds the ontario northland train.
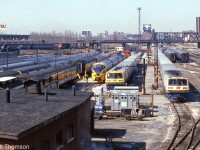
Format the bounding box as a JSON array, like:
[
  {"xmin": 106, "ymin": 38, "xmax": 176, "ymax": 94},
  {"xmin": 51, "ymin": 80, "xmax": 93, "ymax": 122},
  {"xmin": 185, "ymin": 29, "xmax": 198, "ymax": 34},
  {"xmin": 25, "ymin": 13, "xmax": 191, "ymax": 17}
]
[
  {"xmin": 91, "ymin": 54, "xmax": 124, "ymax": 82},
  {"xmin": 158, "ymin": 48, "xmax": 189, "ymax": 101},
  {"xmin": 105, "ymin": 52, "xmax": 141, "ymax": 90}
]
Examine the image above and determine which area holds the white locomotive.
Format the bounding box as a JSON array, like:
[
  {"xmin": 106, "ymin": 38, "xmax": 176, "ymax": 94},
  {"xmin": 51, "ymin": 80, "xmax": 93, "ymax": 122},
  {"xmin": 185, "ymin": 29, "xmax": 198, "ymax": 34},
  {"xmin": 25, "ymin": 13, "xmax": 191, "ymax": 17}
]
[{"xmin": 158, "ymin": 49, "xmax": 189, "ymax": 101}]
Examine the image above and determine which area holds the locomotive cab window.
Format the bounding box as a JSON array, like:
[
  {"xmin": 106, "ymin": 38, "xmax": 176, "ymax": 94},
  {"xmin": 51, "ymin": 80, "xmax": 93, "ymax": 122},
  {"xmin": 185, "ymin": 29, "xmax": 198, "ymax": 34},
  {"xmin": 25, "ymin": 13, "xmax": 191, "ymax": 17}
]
[
  {"xmin": 168, "ymin": 79, "xmax": 177, "ymax": 85},
  {"xmin": 168, "ymin": 79, "xmax": 187, "ymax": 86},
  {"xmin": 107, "ymin": 73, "xmax": 123, "ymax": 79},
  {"xmin": 92, "ymin": 65, "xmax": 105, "ymax": 74},
  {"xmin": 177, "ymin": 79, "xmax": 187, "ymax": 85}
]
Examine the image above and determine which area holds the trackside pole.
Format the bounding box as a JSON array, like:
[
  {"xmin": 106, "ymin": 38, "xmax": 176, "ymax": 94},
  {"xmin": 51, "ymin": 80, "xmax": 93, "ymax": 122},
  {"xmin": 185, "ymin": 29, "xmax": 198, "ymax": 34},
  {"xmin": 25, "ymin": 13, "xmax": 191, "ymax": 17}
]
[{"xmin": 142, "ymin": 58, "xmax": 146, "ymax": 95}]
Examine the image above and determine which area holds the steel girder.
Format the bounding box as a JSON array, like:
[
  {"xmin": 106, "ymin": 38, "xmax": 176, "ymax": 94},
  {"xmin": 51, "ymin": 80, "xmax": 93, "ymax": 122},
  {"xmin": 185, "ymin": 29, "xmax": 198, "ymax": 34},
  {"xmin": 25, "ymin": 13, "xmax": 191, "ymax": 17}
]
[{"xmin": 151, "ymin": 32, "xmax": 200, "ymax": 43}]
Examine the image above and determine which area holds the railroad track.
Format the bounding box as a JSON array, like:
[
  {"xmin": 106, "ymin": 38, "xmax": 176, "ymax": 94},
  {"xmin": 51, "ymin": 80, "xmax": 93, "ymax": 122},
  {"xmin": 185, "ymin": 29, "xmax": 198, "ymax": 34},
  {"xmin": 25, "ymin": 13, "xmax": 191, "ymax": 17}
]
[
  {"xmin": 84, "ymin": 83, "xmax": 102, "ymax": 92},
  {"xmin": 189, "ymin": 117, "xmax": 200, "ymax": 150},
  {"xmin": 165, "ymin": 103, "xmax": 200, "ymax": 150}
]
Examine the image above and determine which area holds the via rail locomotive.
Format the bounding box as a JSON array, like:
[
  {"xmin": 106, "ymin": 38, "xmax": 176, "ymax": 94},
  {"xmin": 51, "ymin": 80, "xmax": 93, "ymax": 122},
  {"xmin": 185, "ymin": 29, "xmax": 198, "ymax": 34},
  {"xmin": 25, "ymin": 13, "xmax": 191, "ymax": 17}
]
[
  {"xmin": 91, "ymin": 54, "xmax": 124, "ymax": 82},
  {"xmin": 105, "ymin": 52, "xmax": 141, "ymax": 90},
  {"xmin": 158, "ymin": 48, "xmax": 189, "ymax": 101}
]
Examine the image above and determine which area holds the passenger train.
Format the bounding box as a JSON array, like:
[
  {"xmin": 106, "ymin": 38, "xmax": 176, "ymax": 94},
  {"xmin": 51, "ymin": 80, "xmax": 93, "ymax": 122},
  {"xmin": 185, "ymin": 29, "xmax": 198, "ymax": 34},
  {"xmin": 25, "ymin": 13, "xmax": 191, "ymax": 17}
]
[
  {"xmin": 0, "ymin": 51, "xmax": 113, "ymax": 89},
  {"xmin": 91, "ymin": 54, "xmax": 124, "ymax": 82},
  {"xmin": 163, "ymin": 49, "xmax": 177, "ymax": 63},
  {"xmin": 158, "ymin": 48, "xmax": 189, "ymax": 101},
  {"xmin": 105, "ymin": 52, "xmax": 141, "ymax": 90},
  {"xmin": 19, "ymin": 53, "xmax": 110, "ymax": 88},
  {"xmin": 171, "ymin": 49, "xmax": 189, "ymax": 63}
]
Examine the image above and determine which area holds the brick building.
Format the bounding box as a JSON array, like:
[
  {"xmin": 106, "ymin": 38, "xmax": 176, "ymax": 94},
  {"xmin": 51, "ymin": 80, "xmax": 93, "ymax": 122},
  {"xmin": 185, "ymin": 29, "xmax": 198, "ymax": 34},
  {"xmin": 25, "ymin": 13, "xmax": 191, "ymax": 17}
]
[{"xmin": 0, "ymin": 87, "xmax": 93, "ymax": 150}]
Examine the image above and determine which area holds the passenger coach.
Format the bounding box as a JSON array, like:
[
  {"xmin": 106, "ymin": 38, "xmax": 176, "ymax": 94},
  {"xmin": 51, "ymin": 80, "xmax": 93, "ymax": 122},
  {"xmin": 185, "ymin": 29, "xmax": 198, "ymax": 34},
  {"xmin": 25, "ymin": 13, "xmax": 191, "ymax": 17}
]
[{"xmin": 105, "ymin": 52, "xmax": 141, "ymax": 90}]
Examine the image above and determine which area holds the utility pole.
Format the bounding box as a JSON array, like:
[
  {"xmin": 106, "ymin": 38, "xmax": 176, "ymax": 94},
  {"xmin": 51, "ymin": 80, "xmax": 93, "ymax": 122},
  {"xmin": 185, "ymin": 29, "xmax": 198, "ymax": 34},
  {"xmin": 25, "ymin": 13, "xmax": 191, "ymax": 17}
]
[
  {"xmin": 36, "ymin": 49, "xmax": 39, "ymax": 64},
  {"xmin": 137, "ymin": 7, "xmax": 142, "ymax": 51},
  {"xmin": 6, "ymin": 46, "xmax": 9, "ymax": 70},
  {"xmin": 142, "ymin": 58, "xmax": 146, "ymax": 95}
]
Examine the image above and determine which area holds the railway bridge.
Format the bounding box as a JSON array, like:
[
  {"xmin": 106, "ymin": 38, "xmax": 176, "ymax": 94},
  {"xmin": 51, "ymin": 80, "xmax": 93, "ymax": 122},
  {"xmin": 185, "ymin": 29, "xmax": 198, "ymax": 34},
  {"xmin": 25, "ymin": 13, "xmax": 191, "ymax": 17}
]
[{"xmin": 88, "ymin": 32, "xmax": 200, "ymax": 48}]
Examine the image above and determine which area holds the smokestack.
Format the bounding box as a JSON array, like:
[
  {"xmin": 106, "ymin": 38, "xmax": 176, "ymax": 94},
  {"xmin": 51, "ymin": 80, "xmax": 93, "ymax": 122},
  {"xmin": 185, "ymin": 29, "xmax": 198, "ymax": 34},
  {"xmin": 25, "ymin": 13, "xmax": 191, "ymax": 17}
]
[
  {"xmin": 6, "ymin": 88, "xmax": 10, "ymax": 103},
  {"xmin": 72, "ymin": 85, "xmax": 76, "ymax": 96},
  {"xmin": 44, "ymin": 88, "xmax": 48, "ymax": 101}
]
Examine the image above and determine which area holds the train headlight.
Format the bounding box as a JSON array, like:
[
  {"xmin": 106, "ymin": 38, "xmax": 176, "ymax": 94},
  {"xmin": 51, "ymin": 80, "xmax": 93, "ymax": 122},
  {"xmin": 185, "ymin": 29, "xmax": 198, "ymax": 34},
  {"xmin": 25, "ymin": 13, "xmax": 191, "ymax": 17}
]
[{"xmin": 183, "ymin": 87, "xmax": 188, "ymax": 89}]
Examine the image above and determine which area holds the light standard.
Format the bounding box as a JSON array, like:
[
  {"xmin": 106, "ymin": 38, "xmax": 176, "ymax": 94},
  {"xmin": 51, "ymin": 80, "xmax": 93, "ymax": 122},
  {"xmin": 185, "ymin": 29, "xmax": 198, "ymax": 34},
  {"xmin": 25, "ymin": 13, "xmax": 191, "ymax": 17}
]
[
  {"xmin": 0, "ymin": 44, "xmax": 6, "ymax": 64},
  {"xmin": 6, "ymin": 46, "xmax": 9, "ymax": 70},
  {"xmin": 70, "ymin": 48, "xmax": 72, "ymax": 58},
  {"xmin": 54, "ymin": 51, "xmax": 57, "ymax": 67},
  {"xmin": 36, "ymin": 49, "xmax": 39, "ymax": 64}
]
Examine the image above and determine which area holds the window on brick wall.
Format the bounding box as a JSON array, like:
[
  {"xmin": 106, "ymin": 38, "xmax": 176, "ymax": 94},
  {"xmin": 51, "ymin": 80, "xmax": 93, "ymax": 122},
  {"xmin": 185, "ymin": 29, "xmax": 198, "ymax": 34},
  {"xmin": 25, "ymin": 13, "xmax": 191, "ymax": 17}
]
[
  {"xmin": 40, "ymin": 139, "xmax": 49, "ymax": 150},
  {"xmin": 67, "ymin": 124, "xmax": 74, "ymax": 143},
  {"xmin": 56, "ymin": 131, "xmax": 63, "ymax": 150}
]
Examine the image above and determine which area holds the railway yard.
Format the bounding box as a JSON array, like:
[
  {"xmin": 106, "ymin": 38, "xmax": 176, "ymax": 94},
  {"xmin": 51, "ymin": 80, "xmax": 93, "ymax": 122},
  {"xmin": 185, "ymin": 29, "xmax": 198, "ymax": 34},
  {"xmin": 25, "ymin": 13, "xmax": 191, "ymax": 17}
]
[
  {"xmin": 70, "ymin": 44, "xmax": 200, "ymax": 150},
  {"xmin": 0, "ymin": 43, "xmax": 199, "ymax": 150}
]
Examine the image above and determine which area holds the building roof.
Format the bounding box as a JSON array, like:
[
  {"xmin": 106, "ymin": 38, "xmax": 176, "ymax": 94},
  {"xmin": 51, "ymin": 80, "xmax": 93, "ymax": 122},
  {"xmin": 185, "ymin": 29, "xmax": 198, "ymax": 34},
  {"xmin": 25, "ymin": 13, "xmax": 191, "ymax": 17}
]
[
  {"xmin": 0, "ymin": 76, "xmax": 16, "ymax": 82},
  {"xmin": 0, "ymin": 88, "xmax": 93, "ymax": 140}
]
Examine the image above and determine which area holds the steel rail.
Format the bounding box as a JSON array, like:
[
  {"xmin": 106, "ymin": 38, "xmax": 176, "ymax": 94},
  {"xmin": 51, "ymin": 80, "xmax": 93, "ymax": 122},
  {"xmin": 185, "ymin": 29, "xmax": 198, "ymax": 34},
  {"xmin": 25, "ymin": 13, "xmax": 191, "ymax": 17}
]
[
  {"xmin": 166, "ymin": 103, "xmax": 180, "ymax": 150},
  {"xmin": 188, "ymin": 117, "xmax": 200, "ymax": 150}
]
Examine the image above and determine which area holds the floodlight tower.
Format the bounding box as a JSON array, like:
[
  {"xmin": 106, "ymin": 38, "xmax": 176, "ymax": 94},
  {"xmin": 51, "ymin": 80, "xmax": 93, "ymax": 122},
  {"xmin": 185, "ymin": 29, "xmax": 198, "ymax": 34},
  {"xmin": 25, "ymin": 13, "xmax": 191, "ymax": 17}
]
[{"xmin": 138, "ymin": 7, "xmax": 142, "ymax": 36}]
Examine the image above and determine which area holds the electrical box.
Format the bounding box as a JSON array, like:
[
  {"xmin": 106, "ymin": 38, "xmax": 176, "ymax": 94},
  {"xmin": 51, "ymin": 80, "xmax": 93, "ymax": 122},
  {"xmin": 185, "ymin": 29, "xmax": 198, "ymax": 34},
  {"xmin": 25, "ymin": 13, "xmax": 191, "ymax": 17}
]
[{"xmin": 110, "ymin": 86, "xmax": 139, "ymax": 111}]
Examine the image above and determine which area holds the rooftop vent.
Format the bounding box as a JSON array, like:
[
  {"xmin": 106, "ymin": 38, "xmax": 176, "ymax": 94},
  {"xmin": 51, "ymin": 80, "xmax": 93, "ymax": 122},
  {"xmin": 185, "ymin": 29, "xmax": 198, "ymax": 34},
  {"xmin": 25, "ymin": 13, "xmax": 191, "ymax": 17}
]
[{"xmin": 24, "ymin": 80, "xmax": 41, "ymax": 94}]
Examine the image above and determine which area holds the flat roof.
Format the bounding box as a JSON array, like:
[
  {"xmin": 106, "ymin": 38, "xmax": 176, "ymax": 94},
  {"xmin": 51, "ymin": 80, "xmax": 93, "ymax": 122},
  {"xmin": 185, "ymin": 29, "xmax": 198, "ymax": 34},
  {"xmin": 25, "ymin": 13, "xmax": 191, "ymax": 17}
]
[
  {"xmin": 0, "ymin": 89, "xmax": 93, "ymax": 140},
  {"xmin": 0, "ymin": 76, "xmax": 16, "ymax": 82}
]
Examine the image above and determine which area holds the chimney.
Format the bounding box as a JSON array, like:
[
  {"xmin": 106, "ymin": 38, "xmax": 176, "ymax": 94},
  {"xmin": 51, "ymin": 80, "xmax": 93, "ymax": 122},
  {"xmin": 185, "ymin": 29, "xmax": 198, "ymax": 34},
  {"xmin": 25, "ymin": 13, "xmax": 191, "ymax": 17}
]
[
  {"xmin": 5, "ymin": 88, "xmax": 10, "ymax": 103},
  {"xmin": 72, "ymin": 85, "xmax": 76, "ymax": 96},
  {"xmin": 44, "ymin": 88, "xmax": 48, "ymax": 101}
]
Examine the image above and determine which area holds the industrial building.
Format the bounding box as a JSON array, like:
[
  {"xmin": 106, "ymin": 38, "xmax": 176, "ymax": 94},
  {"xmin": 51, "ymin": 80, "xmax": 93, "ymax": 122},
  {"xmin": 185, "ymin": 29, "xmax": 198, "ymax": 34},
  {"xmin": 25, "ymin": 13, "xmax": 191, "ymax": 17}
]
[{"xmin": 0, "ymin": 83, "xmax": 93, "ymax": 150}]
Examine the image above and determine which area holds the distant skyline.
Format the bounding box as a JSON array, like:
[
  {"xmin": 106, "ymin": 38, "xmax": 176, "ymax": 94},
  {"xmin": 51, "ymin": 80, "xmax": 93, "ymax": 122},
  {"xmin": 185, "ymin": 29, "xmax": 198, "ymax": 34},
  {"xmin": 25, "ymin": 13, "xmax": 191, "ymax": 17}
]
[{"xmin": 0, "ymin": 0, "xmax": 199, "ymax": 35}]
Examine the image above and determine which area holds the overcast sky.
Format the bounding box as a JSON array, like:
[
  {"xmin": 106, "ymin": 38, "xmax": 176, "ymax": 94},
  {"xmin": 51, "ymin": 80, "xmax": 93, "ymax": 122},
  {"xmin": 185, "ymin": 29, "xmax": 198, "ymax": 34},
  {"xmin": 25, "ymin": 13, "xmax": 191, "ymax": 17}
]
[{"xmin": 0, "ymin": 0, "xmax": 199, "ymax": 35}]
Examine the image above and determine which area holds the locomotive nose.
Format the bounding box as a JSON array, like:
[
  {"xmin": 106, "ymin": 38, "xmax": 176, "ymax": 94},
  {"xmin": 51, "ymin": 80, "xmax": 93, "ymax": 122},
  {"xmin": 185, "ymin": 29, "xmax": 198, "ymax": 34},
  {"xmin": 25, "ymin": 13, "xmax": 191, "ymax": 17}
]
[{"xmin": 95, "ymin": 77, "xmax": 100, "ymax": 81}]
